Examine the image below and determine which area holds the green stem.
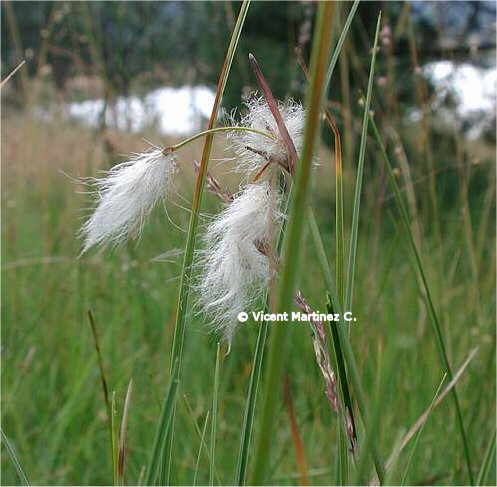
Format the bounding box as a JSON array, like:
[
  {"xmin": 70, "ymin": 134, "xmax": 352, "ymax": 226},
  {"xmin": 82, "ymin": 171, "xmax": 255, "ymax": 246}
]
[
  {"xmin": 324, "ymin": 0, "xmax": 360, "ymax": 93},
  {"xmin": 344, "ymin": 13, "xmax": 381, "ymax": 313},
  {"xmin": 249, "ymin": 3, "xmax": 335, "ymax": 484},
  {"xmin": 209, "ymin": 343, "xmax": 221, "ymax": 486},
  {"xmin": 477, "ymin": 429, "xmax": 496, "ymax": 486},
  {"xmin": 1, "ymin": 429, "xmax": 30, "ymax": 486},
  {"xmin": 234, "ymin": 322, "xmax": 268, "ymax": 485},
  {"xmin": 165, "ymin": 126, "xmax": 276, "ymax": 153}
]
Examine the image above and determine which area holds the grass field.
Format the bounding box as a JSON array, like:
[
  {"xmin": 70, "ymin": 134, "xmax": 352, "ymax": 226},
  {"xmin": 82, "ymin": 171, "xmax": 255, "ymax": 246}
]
[
  {"xmin": 2, "ymin": 101, "xmax": 495, "ymax": 485},
  {"xmin": 1, "ymin": 4, "xmax": 496, "ymax": 484}
]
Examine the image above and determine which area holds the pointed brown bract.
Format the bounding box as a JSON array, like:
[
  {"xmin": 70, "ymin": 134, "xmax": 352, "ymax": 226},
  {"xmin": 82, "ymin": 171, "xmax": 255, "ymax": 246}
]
[{"xmin": 248, "ymin": 53, "xmax": 299, "ymax": 174}]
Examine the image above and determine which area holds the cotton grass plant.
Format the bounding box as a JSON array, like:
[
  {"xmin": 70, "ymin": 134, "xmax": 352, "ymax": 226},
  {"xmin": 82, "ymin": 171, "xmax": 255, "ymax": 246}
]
[
  {"xmin": 79, "ymin": 96, "xmax": 298, "ymax": 344},
  {"xmin": 1, "ymin": 1, "xmax": 493, "ymax": 485},
  {"xmin": 77, "ymin": 3, "xmax": 350, "ymax": 480},
  {"xmin": 79, "ymin": 6, "xmax": 367, "ymax": 486},
  {"xmin": 72, "ymin": 2, "xmax": 480, "ymax": 486}
]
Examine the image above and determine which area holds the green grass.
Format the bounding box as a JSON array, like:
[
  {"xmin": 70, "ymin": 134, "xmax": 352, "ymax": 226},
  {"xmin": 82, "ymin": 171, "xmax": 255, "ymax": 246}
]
[
  {"xmin": 2, "ymin": 7, "xmax": 496, "ymax": 487},
  {"xmin": 1, "ymin": 114, "xmax": 495, "ymax": 485}
]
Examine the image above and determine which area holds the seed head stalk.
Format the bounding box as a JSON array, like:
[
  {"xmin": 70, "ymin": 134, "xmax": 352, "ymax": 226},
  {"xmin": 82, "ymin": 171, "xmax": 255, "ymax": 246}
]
[{"xmin": 164, "ymin": 126, "xmax": 276, "ymax": 154}]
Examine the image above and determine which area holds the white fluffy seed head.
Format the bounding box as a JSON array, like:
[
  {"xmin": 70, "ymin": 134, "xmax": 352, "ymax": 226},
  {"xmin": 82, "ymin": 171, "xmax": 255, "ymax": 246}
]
[
  {"xmin": 80, "ymin": 149, "xmax": 177, "ymax": 253},
  {"xmin": 197, "ymin": 181, "xmax": 282, "ymax": 343},
  {"xmin": 228, "ymin": 95, "xmax": 305, "ymax": 173}
]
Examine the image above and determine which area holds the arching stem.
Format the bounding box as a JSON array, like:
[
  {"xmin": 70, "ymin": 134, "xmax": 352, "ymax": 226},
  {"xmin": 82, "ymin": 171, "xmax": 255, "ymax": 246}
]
[{"xmin": 163, "ymin": 126, "xmax": 276, "ymax": 154}]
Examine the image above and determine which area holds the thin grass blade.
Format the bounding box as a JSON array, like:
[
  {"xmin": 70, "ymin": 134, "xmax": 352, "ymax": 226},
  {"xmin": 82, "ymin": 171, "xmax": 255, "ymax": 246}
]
[
  {"xmin": 110, "ymin": 391, "xmax": 118, "ymax": 486},
  {"xmin": 324, "ymin": 0, "xmax": 360, "ymax": 93},
  {"xmin": 344, "ymin": 13, "xmax": 381, "ymax": 312},
  {"xmin": 194, "ymin": 411, "xmax": 210, "ymax": 486},
  {"xmin": 1, "ymin": 429, "xmax": 30, "ymax": 486},
  {"xmin": 87, "ymin": 310, "xmax": 116, "ymax": 484},
  {"xmin": 399, "ymin": 375, "xmax": 447, "ymax": 485},
  {"xmin": 234, "ymin": 322, "xmax": 269, "ymax": 485},
  {"xmin": 317, "ymin": 14, "xmax": 387, "ymax": 485},
  {"xmin": 283, "ymin": 376, "xmax": 309, "ymax": 485},
  {"xmin": 117, "ymin": 379, "xmax": 133, "ymax": 486},
  {"xmin": 210, "ymin": 343, "xmax": 221, "ymax": 486},
  {"xmin": 477, "ymin": 429, "xmax": 496, "ymax": 486},
  {"xmin": 145, "ymin": 359, "xmax": 180, "ymax": 485}
]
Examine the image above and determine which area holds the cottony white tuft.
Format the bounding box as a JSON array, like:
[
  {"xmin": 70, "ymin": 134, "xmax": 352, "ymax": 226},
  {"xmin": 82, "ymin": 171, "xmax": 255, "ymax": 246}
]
[
  {"xmin": 80, "ymin": 149, "xmax": 177, "ymax": 253},
  {"xmin": 197, "ymin": 181, "xmax": 282, "ymax": 343},
  {"xmin": 228, "ymin": 95, "xmax": 305, "ymax": 173}
]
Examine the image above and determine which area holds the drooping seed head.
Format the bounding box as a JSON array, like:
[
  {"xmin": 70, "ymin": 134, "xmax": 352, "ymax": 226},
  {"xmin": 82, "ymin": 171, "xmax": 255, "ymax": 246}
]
[
  {"xmin": 197, "ymin": 181, "xmax": 282, "ymax": 343},
  {"xmin": 80, "ymin": 148, "xmax": 177, "ymax": 253}
]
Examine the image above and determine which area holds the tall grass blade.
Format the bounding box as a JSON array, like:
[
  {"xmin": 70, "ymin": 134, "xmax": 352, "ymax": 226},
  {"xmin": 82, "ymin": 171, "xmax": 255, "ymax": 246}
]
[
  {"xmin": 477, "ymin": 430, "xmax": 496, "ymax": 486},
  {"xmin": 329, "ymin": 108, "xmax": 347, "ymax": 486},
  {"xmin": 210, "ymin": 343, "xmax": 221, "ymax": 486},
  {"xmin": 336, "ymin": 422, "xmax": 348, "ymax": 486},
  {"xmin": 110, "ymin": 391, "xmax": 118, "ymax": 486},
  {"xmin": 87, "ymin": 309, "xmax": 116, "ymax": 484},
  {"xmin": 162, "ymin": 1, "xmax": 251, "ymax": 481},
  {"xmin": 307, "ymin": 209, "xmax": 335, "ymax": 292},
  {"xmin": 145, "ymin": 359, "xmax": 180, "ymax": 486},
  {"xmin": 168, "ymin": 0, "xmax": 251, "ymax": 377},
  {"xmin": 234, "ymin": 322, "xmax": 268, "ymax": 485},
  {"xmin": 344, "ymin": 13, "xmax": 381, "ymax": 312},
  {"xmin": 324, "ymin": 0, "xmax": 360, "ymax": 93},
  {"xmin": 183, "ymin": 396, "xmax": 222, "ymax": 485},
  {"xmin": 399, "ymin": 374, "xmax": 447, "ymax": 485},
  {"xmin": 193, "ymin": 411, "xmax": 210, "ymax": 487},
  {"xmin": 332, "ymin": 118, "xmax": 345, "ymax": 308},
  {"xmin": 117, "ymin": 379, "xmax": 133, "ymax": 486},
  {"xmin": 249, "ymin": 3, "xmax": 336, "ymax": 483},
  {"xmin": 1, "ymin": 429, "xmax": 31, "ymax": 486},
  {"xmin": 369, "ymin": 114, "xmax": 475, "ymax": 484}
]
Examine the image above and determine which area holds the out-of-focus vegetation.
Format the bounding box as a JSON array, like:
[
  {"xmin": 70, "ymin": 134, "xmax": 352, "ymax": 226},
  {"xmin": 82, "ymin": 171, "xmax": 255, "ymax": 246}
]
[
  {"xmin": 2, "ymin": 1, "xmax": 496, "ymax": 117},
  {"xmin": 1, "ymin": 2, "xmax": 496, "ymax": 486}
]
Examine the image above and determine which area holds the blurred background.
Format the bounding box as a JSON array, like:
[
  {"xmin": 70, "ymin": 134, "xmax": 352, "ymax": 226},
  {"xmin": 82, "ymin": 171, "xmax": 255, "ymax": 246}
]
[
  {"xmin": 2, "ymin": 2, "xmax": 496, "ymax": 139},
  {"xmin": 2, "ymin": 2, "xmax": 496, "ymax": 486}
]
